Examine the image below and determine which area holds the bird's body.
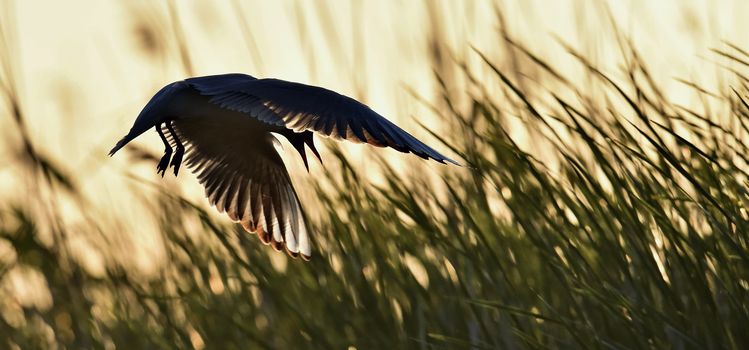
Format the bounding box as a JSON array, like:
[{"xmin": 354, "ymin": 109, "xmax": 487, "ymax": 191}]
[{"xmin": 110, "ymin": 73, "xmax": 457, "ymax": 260}]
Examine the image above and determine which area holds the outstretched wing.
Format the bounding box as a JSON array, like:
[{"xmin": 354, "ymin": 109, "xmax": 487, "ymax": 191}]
[
  {"xmin": 170, "ymin": 116, "xmax": 311, "ymax": 260},
  {"xmin": 185, "ymin": 75, "xmax": 459, "ymax": 165}
]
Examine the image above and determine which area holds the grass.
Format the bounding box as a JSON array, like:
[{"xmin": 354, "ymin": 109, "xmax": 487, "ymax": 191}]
[{"xmin": 2, "ymin": 2, "xmax": 749, "ymax": 349}]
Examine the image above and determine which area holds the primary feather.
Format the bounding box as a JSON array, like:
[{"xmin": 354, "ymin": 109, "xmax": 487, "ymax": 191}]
[{"xmin": 185, "ymin": 75, "xmax": 459, "ymax": 164}]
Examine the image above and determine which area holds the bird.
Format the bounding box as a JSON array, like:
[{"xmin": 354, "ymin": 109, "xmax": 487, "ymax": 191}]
[{"xmin": 109, "ymin": 73, "xmax": 458, "ymax": 260}]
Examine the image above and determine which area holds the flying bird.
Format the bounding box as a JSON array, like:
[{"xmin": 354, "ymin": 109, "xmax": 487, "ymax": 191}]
[{"xmin": 109, "ymin": 74, "xmax": 458, "ymax": 260}]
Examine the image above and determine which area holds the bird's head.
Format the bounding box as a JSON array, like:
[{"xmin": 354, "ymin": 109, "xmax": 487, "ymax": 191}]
[{"xmin": 109, "ymin": 82, "xmax": 185, "ymax": 156}]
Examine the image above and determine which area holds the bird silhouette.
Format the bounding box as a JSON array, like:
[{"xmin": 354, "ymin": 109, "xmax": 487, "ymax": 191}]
[{"xmin": 109, "ymin": 73, "xmax": 458, "ymax": 260}]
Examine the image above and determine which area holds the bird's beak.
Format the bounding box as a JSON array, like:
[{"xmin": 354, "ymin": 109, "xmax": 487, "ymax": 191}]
[{"xmin": 108, "ymin": 136, "xmax": 128, "ymax": 156}]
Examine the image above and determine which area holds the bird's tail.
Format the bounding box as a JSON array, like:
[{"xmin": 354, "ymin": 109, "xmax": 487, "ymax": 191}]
[{"xmin": 278, "ymin": 130, "xmax": 321, "ymax": 171}]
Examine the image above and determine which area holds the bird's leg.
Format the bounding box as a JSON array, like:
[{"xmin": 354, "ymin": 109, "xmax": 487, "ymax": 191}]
[
  {"xmin": 165, "ymin": 121, "xmax": 184, "ymax": 176},
  {"xmin": 156, "ymin": 124, "xmax": 172, "ymax": 177}
]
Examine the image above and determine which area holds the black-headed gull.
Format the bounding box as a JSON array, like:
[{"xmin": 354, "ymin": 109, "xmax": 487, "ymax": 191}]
[{"xmin": 110, "ymin": 74, "xmax": 458, "ymax": 260}]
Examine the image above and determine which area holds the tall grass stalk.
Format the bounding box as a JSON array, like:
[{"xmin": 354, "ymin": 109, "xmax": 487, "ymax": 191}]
[{"xmin": 1, "ymin": 3, "xmax": 749, "ymax": 349}]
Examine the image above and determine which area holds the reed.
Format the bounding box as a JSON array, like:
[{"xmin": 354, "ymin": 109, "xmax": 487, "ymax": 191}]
[{"xmin": 1, "ymin": 2, "xmax": 748, "ymax": 349}]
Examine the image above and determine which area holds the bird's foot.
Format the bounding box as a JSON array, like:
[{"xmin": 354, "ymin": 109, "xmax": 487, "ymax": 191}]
[
  {"xmin": 170, "ymin": 145, "xmax": 184, "ymax": 176},
  {"xmin": 157, "ymin": 149, "xmax": 172, "ymax": 177}
]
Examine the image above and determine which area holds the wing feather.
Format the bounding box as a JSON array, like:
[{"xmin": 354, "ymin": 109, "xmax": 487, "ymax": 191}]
[
  {"xmin": 233, "ymin": 178, "xmax": 249, "ymax": 221},
  {"xmin": 185, "ymin": 74, "xmax": 459, "ymax": 165},
  {"xmin": 171, "ymin": 115, "xmax": 311, "ymax": 259}
]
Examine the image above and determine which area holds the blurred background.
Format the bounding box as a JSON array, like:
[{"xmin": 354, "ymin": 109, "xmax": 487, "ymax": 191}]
[{"xmin": 2, "ymin": 0, "xmax": 749, "ymax": 348}]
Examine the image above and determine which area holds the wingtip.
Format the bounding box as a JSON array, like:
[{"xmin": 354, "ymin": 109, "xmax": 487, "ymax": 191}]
[
  {"xmin": 249, "ymin": 225, "xmax": 312, "ymax": 262},
  {"xmin": 286, "ymin": 248, "xmax": 312, "ymax": 262},
  {"xmin": 429, "ymin": 154, "xmax": 462, "ymax": 166},
  {"xmin": 445, "ymin": 158, "xmax": 462, "ymax": 166}
]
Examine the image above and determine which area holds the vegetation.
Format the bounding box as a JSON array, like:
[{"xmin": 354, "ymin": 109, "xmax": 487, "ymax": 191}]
[{"xmin": 2, "ymin": 2, "xmax": 749, "ymax": 349}]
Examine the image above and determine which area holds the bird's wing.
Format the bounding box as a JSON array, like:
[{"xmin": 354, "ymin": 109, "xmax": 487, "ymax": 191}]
[
  {"xmin": 185, "ymin": 76, "xmax": 459, "ymax": 165},
  {"xmin": 170, "ymin": 116, "xmax": 311, "ymax": 260}
]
